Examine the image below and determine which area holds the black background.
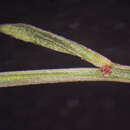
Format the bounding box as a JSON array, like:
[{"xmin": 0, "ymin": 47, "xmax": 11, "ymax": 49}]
[{"xmin": 0, "ymin": 0, "xmax": 130, "ymax": 130}]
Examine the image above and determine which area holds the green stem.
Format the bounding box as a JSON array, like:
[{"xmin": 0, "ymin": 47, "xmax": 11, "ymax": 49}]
[
  {"xmin": 0, "ymin": 67, "xmax": 130, "ymax": 87},
  {"xmin": 0, "ymin": 23, "xmax": 130, "ymax": 87}
]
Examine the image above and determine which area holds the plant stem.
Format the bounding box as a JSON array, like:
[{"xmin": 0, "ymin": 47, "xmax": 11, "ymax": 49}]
[
  {"xmin": 0, "ymin": 23, "xmax": 130, "ymax": 87},
  {"xmin": 0, "ymin": 67, "xmax": 130, "ymax": 87}
]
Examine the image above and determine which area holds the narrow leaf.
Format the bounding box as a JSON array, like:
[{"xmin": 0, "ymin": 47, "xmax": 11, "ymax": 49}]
[{"xmin": 0, "ymin": 23, "xmax": 112, "ymax": 67}]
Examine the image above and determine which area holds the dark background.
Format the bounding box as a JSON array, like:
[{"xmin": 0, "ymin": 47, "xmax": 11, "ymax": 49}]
[{"xmin": 0, "ymin": 0, "xmax": 130, "ymax": 130}]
